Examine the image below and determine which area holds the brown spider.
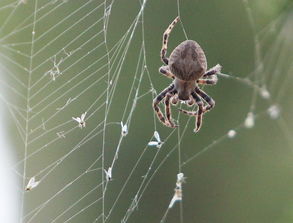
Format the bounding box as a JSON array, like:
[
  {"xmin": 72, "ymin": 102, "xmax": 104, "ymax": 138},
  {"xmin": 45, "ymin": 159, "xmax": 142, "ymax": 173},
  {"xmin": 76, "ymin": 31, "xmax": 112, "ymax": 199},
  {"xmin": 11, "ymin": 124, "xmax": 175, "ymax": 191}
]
[{"xmin": 153, "ymin": 17, "xmax": 222, "ymax": 132}]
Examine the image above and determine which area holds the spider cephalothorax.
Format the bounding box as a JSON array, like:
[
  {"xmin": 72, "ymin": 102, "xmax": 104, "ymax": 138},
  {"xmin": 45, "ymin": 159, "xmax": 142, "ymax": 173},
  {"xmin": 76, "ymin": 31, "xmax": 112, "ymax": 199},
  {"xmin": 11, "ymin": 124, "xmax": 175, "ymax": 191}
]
[{"xmin": 153, "ymin": 17, "xmax": 222, "ymax": 132}]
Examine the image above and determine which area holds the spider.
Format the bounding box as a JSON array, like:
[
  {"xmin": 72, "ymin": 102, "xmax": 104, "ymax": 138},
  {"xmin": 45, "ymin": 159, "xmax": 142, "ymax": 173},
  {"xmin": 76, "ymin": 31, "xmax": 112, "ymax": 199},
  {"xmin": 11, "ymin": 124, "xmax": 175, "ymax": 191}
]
[{"xmin": 153, "ymin": 17, "xmax": 222, "ymax": 132}]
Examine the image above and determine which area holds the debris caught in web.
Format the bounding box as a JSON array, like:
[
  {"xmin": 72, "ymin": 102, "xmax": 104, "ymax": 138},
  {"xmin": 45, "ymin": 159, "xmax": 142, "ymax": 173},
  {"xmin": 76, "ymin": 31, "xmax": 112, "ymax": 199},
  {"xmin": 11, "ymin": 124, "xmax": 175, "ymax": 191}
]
[
  {"xmin": 121, "ymin": 121, "xmax": 128, "ymax": 137},
  {"xmin": 168, "ymin": 173, "xmax": 185, "ymax": 208},
  {"xmin": 45, "ymin": 55, "xmax": 64, "ymax": 81},
  {"xmin": 57, "ymin": 131, "xmax": 66, "ymax": 138},
  {"xmin": 260, "ymin": 86, "xmax": 270, "ymax": 99},
  {"xmin": 148, "ymin": 131, "xmax": 163, "ymax": 148},
  {"xmin": 56, "ymin": 97, "xmax": 77, "ymax": 111},
  {"xmin": 267, "ymin": 105, "xmax": 281, "ymax": 119},
  {"xmin": 104, "ymin": 167, "xmax": 112, "ymax": 181},
  {"xmin": 227, "ymin": 129, "xmax": 237, "ymax": 138},
  {"xmin": 72, "ymin": 112, "xmax": 87, "ymax": 128},
  {"xmin": 244, "ymin": 112, "xmax": 255, "ymax": 128},
  {"xmin": 25, "ymin": 177, "xmax": 40, "ymax": 191}
]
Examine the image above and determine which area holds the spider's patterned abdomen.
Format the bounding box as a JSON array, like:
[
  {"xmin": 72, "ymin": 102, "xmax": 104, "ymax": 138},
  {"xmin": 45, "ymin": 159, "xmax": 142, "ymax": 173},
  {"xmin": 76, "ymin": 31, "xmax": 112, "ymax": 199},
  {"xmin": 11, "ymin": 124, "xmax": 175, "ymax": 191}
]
[{"xmin": 169, "ymin": 40, "xmax": 207, "ymax": 81}]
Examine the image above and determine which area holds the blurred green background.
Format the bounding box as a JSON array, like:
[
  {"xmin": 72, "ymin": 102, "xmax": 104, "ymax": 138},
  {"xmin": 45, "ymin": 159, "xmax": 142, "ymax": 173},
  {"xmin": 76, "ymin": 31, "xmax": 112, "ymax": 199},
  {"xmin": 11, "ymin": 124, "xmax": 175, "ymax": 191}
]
[{"xmin": 0, "ymin": 0, "xmax": 292, "ymax": 222}]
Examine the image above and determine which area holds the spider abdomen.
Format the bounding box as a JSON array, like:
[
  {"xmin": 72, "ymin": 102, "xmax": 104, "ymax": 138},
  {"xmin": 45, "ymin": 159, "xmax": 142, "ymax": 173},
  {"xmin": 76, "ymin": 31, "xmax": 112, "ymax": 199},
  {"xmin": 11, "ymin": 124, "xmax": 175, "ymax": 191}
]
[{"xmin": 169, "ymin": 40, "xmax": 207, "ymax": 81}]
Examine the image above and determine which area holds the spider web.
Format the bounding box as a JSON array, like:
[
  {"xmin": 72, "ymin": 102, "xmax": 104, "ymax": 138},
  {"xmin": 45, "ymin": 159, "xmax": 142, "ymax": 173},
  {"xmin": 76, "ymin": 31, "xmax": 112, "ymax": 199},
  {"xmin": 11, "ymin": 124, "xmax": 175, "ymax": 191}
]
[{"xmin": 0, "ymin": 0, "xmax": 292, "ymax": 223}]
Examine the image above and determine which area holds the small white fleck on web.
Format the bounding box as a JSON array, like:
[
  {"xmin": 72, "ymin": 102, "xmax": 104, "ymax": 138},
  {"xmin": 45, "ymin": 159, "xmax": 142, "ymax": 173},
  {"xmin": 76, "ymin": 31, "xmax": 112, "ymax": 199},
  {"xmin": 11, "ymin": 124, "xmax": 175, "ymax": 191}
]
[
  {"xmin": 259, "ymin": 86, "xmax": 270, "ymax": 99},
  {"xmin": 227, "ymin": 129, "xmax": 237, "ymax": 138},
  {"xmin": 244, "ymin": 112, "xmax": 255, "ymax": 128},
  {"xmin": 267, "ymin": 105, "xmax": 281, "ymax": 119}
]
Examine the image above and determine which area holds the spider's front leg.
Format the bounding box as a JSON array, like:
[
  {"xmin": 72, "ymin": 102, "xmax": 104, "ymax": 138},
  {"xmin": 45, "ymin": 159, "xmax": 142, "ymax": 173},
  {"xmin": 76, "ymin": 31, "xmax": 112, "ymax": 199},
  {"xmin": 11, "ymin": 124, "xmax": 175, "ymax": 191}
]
[
  {"xmin": 153, "ymin": 84, "xmax": 175, "ymax": 127},
  {"xmin": 159, "ymin": 66, "xmax": 175, "ymax": 79},
  {"xmin": 160, "ymin": 16, "xmax": 180, "ymax": 65}
]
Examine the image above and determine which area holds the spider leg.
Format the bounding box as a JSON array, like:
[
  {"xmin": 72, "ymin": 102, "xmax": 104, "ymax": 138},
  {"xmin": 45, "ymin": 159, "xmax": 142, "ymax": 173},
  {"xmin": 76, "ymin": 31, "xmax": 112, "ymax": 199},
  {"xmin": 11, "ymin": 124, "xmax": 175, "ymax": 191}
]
[
  {"xmin": 165, "ymin": 92, "xmax": 177, "ymax": 128},
  {"xmin": 178, "ymin": 109, "xmax": 197, "ymax": 116},
  {"xmin": 195, "ymin": 87, "xmax": 215, "ymax": 112},
  {"xmin": 153, "ymin": 84, "xmax": 175, "ymax": 127},
  {"xmin": 177, "ymin": 96, "xmax": 195, "ymax": 114},
  {"xmin": 171, "ymin": 94, "xmax": 178, "ymax": 105},
  {"xmin": 161, "ymin": 16, "xmax": 180, "ymax": 65},
  {"xmin": 159, "ymin": 66, "xmax": 175, "ymax": 79},
  {"xmin": 178, "ymin": 92, "xmax": 204, "ymax": 132},
  {"xmin": 203, "ymin": 64, "xmax": 222, "ymax": 77},
  {"xmin": 196, "ymin": 77, "xmax": 218, "ymax": 85},
  {"xmin": 192, "ymin": 92, "xmax": 204, "ymax": 132},
  {"xmin": 187, "ymin": 96, "xmax": 195, "ymax": 106}
]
